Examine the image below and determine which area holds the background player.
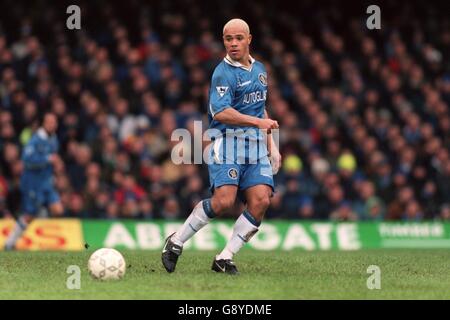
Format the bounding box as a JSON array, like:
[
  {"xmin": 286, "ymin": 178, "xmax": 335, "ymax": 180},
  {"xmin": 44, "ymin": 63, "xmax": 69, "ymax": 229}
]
[
  {"xmin": 4, "ymin": 113, "xmax": 64, "ymax": 250},
  {"xmin": 162, "ymin": 18, "xmax": 281, "ymax": 274}
]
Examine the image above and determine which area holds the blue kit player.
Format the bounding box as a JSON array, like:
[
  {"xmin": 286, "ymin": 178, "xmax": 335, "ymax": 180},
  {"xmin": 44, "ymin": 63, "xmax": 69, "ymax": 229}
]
[
  {"xmin": 162, "ymin": 18, "xmax": 282, "ymax": 274},
  {"xmin": 5, "ymin": 113, "xmax": 64, "ymax": 250}
]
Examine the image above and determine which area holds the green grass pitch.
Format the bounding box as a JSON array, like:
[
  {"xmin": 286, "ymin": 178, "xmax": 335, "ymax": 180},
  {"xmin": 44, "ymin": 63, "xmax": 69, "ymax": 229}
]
[{"xmin": 1, "ymin": 250, "xmax": 450, "ymax": 299}]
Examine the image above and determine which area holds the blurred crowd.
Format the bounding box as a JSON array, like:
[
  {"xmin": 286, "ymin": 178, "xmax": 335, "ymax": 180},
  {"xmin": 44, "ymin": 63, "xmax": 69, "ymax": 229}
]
[{"xmin": 0, "ymin": 0, "xmax": 449, "ymax": 221}]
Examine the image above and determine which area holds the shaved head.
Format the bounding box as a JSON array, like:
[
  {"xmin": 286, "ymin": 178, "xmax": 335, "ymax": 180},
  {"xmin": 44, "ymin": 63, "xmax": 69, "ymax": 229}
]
[
  {"xmin": 223, "ymin": 18, "xmax": 250, "ymax": 35},
  {"xmin": 222, "ymin": 18, "xmax": 252, "ymax": 63}
]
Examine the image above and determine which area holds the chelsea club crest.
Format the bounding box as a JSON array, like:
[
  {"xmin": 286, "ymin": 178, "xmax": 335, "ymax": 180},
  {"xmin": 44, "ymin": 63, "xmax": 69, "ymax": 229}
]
[
  {"xmin": 258, "ymin": 72, "xmax": 267, "ymax": 86},
  {"xmin": 228, "ymin": 168, "xmax": 238, "ymax": 180}
]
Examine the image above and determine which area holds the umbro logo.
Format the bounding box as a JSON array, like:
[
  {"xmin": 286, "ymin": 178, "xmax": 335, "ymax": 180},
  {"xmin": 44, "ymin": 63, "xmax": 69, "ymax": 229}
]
[
  {"xmin": 216, "ymin": 86, "xmax": 229, "ymax": 97},
  {"xmin": 238, "ymin": 80, "xmax": 252, "ymax": 87}
]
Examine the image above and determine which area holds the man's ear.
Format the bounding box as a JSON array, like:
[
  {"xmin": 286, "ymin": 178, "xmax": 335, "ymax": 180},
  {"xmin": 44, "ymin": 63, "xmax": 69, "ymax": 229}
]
[{"xmin": 248, "ymin": 34, "xmax": 252, "ymax": 45}]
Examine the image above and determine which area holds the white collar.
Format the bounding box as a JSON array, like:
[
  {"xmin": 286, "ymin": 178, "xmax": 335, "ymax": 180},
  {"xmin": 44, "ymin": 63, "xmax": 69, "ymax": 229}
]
[
  {"xmin": 37, "ymin": 128, "xmax": 49, "ymax": 140},
  {"xmin": 224, "ymin": 54, "xmax": 255, "ymax": 71}
]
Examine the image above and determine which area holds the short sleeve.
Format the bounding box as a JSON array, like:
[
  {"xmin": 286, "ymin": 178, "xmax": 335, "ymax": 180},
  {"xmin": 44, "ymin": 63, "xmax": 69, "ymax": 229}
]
[{"xmin": 209, "ymin": 70, "xmax": 235, "ymax": 117}]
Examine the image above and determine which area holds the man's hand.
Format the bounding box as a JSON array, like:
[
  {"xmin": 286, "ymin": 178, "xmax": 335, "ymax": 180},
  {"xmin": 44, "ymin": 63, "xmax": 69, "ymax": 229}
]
[
  {"xmin": 48, "ymin": 154, "xmax": 62, "ymax": 166},
  {"xmin": 257, "ymin": 118, "xmax": 279, "ymax": 131}
]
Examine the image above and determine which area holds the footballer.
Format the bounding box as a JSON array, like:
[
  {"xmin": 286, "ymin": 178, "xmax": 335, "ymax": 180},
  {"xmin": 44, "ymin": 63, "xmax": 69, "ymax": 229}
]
[
  {"xmin": 4, "ymin": 113, "xmax": 64, "ymax": 250},
  {"xmin": 162, "ymin": 18, "xmax": 281, "ymax": 274}
]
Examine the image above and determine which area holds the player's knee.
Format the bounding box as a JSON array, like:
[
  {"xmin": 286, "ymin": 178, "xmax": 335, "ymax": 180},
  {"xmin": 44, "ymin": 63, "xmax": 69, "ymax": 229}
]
[
  {"xmin": 260, "ymin": 196, "xmax": 271, "ymax": 211},
  {"xmin": 249, "ymin": 195, "xmax": 271, "ymax": 213},
  {"xmin": 212, "ymin": 196, "xmax": 235, "ymax": 215}
]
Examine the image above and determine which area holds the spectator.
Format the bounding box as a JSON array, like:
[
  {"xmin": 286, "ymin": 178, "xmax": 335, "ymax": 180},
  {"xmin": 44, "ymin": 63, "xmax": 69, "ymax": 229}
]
[
  {"xmin": 139, "ymin": 197, "xmax": 154, "ymax": 219},
  {"xmin": 403, "ymin": 200, "xmax": 424, "ymax": 221},
  {"xmin": 356, "ymin": 181, "xmax": 386, "ymax": 221},
  {"xmin": 114, "ymin": 175, "xmax": 146, "ymax": 206},
  {"xmin": 160, "ymin": 196, "xmax": 181, "ymax": 220},
  {"xmin": 65, "ymin": 193, "xmax": 87, "ymax": 218},
  {"xmin": 67, "ymin": 144, "xmax": 92, "ymax": 192},
  {"xmin": 439, "ymin": 204, "xmax": 450, "ymax": 221},
  {"xmin": 330, "ymin": 201, "xmax": 358, "ymax": 221}
]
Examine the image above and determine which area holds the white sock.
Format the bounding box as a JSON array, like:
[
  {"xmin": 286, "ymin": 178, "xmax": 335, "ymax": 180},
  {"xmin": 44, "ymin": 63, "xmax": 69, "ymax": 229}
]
[
  {"xmin": 217, "ymin": 210, "xmax": 260, "ymax": 260},
  {"xmin": 5, "ymin": 217, "xmax": 28, "ymax": 249},
  {"xmin": 172, "ymin": 199, "xmax": 215, "ymax": 246}
]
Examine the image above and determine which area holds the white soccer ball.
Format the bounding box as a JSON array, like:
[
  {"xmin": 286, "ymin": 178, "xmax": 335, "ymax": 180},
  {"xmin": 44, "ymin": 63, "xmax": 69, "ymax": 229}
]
[{"xmin": 88, "ymin": 248, "xmax": 126, "ymax": 280}]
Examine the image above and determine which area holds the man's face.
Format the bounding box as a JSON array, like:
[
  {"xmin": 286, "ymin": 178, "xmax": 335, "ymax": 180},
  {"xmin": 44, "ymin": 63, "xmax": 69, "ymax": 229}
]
[
  {"xmin": 44, "ymin": 114, "xmax": 58, "ymax": 134},
  {"xmin": 223, "ymin": 26, "xmax": 251, "ymax": 62}
]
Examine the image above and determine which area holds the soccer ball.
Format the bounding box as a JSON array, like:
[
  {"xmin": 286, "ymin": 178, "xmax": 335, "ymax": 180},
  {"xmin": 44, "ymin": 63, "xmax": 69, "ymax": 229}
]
[{"xmin": 88, "ymin": 248, "xmax": 126, "ymax": 280}]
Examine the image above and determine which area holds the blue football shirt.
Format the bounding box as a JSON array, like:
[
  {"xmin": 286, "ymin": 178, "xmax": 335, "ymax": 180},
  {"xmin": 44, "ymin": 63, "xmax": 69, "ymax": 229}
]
[
  {"xmin": 207, "ymin": 55, "xmax": 269, "ymax": 164},
  {"xmin": 21, "ymin": 128, "xmax": 59, "ymax": 188}
]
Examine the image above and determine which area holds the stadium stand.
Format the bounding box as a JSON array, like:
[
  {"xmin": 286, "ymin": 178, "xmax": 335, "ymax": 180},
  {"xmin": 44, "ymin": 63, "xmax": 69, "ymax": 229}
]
[{"xmin": 0, "ymin": 0, "xmax": 449, "ymax": 220}]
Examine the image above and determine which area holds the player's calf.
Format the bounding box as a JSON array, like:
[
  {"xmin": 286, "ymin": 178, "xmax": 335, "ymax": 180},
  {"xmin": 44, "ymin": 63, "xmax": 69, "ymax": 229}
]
[
  {"xmin": 162, "ymin": 199, "xmax": 217, "ymax": 273},
  {"xmin": 4, "ymin": 216, "xmax": 32, "ymax": 251},
  {"xmin": 245, "ymin": 186, "xmax": 272, "ymax": 221},
  {"xmin": 215, "ymin": 209, "xmax": 260, "ymax": 263}
]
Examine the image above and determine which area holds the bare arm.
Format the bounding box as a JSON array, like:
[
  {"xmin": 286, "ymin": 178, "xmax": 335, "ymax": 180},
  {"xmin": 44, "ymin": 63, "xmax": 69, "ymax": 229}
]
[
  {"xmin": 263, "ymin": 109, "xmax": 277, "ymax": 155},
  {"xmin": 264, "ymin": 108, "xmax": 282, "ymax": 174},
  {"xmin": 214, "ymin": 107, "xmax": 261, "ymax": 127},
  {"xmin": 214, "ymin": 107, "xmax": 279, "ymax": 130}
]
